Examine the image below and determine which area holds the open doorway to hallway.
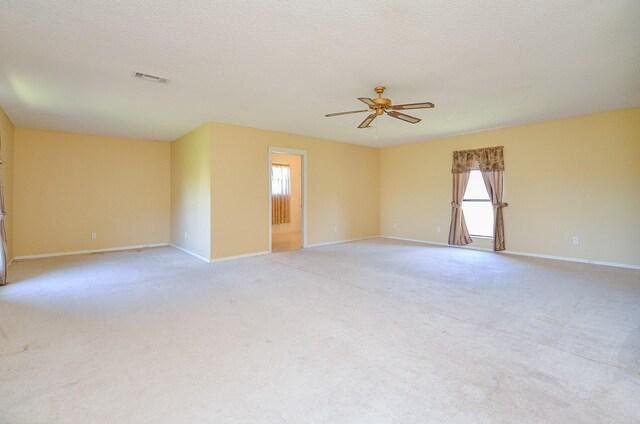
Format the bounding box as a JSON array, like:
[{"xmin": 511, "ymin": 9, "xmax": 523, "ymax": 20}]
[{"xmin": 269, "ymin": 148, "xmax": 305, "ymax": 252}]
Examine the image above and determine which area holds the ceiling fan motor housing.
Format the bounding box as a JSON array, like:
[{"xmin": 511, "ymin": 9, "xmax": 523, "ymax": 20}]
[
  {"xmin": 372, "ymin": 97, "xmax": 392, "ymax": 114},
  {"xmin": 372, "ymin": 86, "xmax": 391, "ymax": 114}
]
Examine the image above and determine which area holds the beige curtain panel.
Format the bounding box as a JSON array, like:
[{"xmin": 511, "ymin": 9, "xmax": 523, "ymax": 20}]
[
  {"xmin": 449, "ymin": 145, "xmax": 508, "ymax": 251},
  {"xmin": 0, "ymin": 135, "xmax": 7, "ymax": 285},
  {"xmin": 271, "ymin": 164, "xmax": 291, "ymax": 225},
  {"xmin": 448, "ymin": 171, "xmax": 473, "ymax": 246},
  {"xmin": 272, "ymin": 194, "xmax": 291, "ymax": 225},
  {"xmin": 482, "ymin": 170, "xmax": 508, "ymax": 251}
]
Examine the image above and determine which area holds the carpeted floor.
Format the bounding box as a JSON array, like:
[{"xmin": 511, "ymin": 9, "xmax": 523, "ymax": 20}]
[{"xmin": 1, "ymin": 238, "xmax": 639, "ymax": 423}]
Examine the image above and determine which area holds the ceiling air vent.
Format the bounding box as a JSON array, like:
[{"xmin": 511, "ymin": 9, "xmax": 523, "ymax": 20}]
[{"xmin": 132, "ymin": 71, "xmax": 170, "ymax": 84}]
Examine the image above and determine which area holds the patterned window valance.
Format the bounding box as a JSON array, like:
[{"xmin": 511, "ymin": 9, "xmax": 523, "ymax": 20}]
[{"xmin": 452, "ymin": 146, "xmax": 504, "ymax": 173}]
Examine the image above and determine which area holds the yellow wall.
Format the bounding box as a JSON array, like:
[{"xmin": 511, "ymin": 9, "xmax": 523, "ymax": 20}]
[
  {"xmin": 9, "ymin": 108, "xmax": 637, "ymax": 266},
  {"xmin": 14, "ymin": 128, "xmax": 170, "ymax": 257},
  {"xmin": 0, "ymin": 107, "xmax": 14, "ymax": 260},
  {"xmin": 170, "ymin": 124, "xmax": 212, "ymax": 259},
  {"xmin": 380, "ymin": 108, "xmax": 640, "ymax": 266},
  {"xmin": 271, "ymin": 153, "xmax": 302, "ymax": 235},
  {"xmin": 210, "ymin": 123, "xmax": 380, "ymax": 260}
]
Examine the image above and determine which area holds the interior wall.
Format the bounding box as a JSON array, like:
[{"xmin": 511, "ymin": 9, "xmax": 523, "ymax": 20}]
[
  {"xmin": 380, "ymin": 108, "xmax": 640, "ymax": 267},
  {"xmin": 14, "ymin": 128, "xmax": 170, "ymax": 257},
  {"xmin": 170, "ymin": 123, "xmax": 212, "ymax": 260},
  {"xmin": 210, "ymin": 123, "xmax": 380, "ymax": 260},
  {"xmin": 0, "ymin": 107, "xmax": 14, "ymax": 260},
  {"xmin": 271, "ymin": 153, "xmax": 302, "ymax": 235}
]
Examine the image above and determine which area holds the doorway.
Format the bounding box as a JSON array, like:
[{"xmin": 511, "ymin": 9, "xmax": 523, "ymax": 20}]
[{"xmin": 269, "ymin": 147, "xmax": 306, "ymax": 252}]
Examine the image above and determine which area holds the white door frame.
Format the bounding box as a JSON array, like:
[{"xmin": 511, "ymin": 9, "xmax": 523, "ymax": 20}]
[{"xmin": 268, "ymin": 147, "xmax": 308, "ymax": 252}]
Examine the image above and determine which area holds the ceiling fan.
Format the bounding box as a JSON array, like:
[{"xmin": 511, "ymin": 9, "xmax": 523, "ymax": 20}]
[{"xmin": 325, "ymin": 86, "xmax": 435, "ymax": 128}]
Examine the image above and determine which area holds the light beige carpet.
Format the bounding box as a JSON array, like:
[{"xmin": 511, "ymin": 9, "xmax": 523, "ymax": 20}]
[{"xmin": 1, "ymin": 238, "xmax": 639, "ymax": 423}]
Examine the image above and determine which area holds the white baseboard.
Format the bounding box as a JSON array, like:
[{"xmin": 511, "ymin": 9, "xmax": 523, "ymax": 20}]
[
  {"xmin": 211, "ymin": 251, "xmax": 269, "ymax": 263},
  {"xmin": 169, "ymin": 244, "xmax": 211, "ymax": 263},
  {"xmin": 212, "ymin": 236, "xmax": 379, "ymax": 262},
  {"xmin": 307, "ymin": 236, "xmax": 378, "ymax": 248},
  {"xmin": 501, "ymin": 249, "xmax": 640, "ymax": 270},
  {"xmin": 382, "ymin": 236, "xmax": 495, "ymax": 251},
  {"xmin": 13, "ymin": 243, "xmax": 169, "ymax": 261},
  {"xmin": 381, "ymin": 236, "xmax": 640, "ymax": 270}
]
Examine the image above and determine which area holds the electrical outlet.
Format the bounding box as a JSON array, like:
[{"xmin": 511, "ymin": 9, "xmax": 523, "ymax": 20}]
[
  {"xmin": 184, "ymin": 232, "xmax": 188, "ymax": 239},
  {"xmin": 572, "ymin": 236, "xmax": 580, "ymax": 245},
  {"xmin": 333, "ymin": 225, "xmax": 338, "ymax": 233},
  {"xmin": 436, "ymin": 226, "xmax": 441, "ymax": 233},
  {"xmin": 392, "ymin": 223, "xmax": 397, "ymax": 229},
  {"xmin": 91, "ymin": 232, "xmax": 97, "ymax": 239}
]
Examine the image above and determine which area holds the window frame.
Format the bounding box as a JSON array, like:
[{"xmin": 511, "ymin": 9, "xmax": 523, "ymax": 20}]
[{"xmin": 462, "ymin": 170, "xmax": 494, "ymax": 239}]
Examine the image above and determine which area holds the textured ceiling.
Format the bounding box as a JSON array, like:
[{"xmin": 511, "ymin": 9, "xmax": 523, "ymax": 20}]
[{"xmin": 1, "ymin": 1, "xmax": 639, "ymax": 147}]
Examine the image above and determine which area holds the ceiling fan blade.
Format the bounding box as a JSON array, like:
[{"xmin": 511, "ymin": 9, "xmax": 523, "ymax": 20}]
[
  {"xmin": 358, "ymin": 97, "xmax": 376, "ymax": 107},
  {"xmin": 325, "ymin": 109, "xmax": 369, "ymax": 117},
  {"xmin": 358, "ymin": 113, "xmax": 377, "ymax": 128},
  {"xmin": 390, "ymin": 102, "xmax": 435, "ymax": 110},
  {"xmin": 386, "ymin": 110, "xmax": 421, "ymax": 124}
]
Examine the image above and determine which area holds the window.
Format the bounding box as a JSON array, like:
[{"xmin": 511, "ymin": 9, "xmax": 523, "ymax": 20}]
[
  {"xmin": 271, "ymin": 164, "xmax": 290, "ymax": 196},
  {"xmin": 462, "ymin": 170, "xmax": 493, "ymax": 238},
  {"xmin": 272, "ymin": 164, "xmax": 291, "ymax": 225}
]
